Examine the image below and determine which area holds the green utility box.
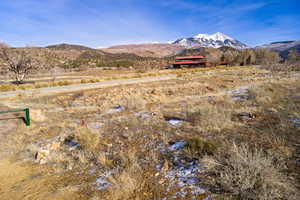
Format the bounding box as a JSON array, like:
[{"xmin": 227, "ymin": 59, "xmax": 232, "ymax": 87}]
[{"xmin": 0, "ymin": 108, "xmax": 30, "ymax": 126}]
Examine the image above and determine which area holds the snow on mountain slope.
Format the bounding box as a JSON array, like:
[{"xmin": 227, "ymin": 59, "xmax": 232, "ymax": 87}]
[{"xmin": 173, "ymin": 32, "xmax": 249, "ymax": 49}]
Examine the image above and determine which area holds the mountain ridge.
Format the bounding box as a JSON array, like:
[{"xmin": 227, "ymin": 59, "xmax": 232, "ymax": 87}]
[
  {"xmin": 256, "ymin": 40, "xmax": 300, "ymax": 58},
  {"xmin": 173, "ymin": 32, "xmax": 249, "ymax": 49}
]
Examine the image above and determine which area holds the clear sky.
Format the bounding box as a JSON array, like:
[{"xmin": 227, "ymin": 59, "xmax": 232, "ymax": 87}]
[{"xmin": 0, "ymin": 0, "xmax": 299, "ymax": 48}]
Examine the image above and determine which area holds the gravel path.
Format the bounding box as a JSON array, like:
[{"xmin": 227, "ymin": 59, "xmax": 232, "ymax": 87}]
[{"xmin": 0, "ymin": 75, "xmax": 176, "ymax": 99}]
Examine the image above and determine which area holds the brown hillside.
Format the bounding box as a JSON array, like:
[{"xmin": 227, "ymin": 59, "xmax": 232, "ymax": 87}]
[{"xmin": 101, "ymin": 43, "xmax": 185, "ymax": 57}]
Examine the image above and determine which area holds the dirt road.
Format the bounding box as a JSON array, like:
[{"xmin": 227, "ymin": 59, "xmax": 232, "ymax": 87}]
[{"xmin": 0, "ymin": 75, "xmax": 176, "ymax": 99}]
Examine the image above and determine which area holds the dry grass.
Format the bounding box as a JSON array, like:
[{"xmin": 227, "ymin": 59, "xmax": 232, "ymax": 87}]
[
  {"xmin": 75, "ymin": 127, "xmax": 100, "ymax": 151},
  {"xmin": 262, "ymin": 62, "xmax": 300, "ymax": 72},
  {"xmin": 1, "ymin": 66, "xmax": 300, "ymax": 199},
  {"xmin": 107, "ymin": 153, "xmax": 163, "ymax": 200},
  {"xmin": 0, "ymin": 84, "xmax": 17, "ymax": 91},
  {"xmin": 185, "ymin": 101, "xmax": 241, "ymax": 132}
]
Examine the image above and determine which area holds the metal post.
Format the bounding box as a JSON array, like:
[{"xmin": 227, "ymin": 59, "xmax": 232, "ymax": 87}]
[{"xmin": 24, "ymin": 108, "xmax": 30, "ymax": 126}]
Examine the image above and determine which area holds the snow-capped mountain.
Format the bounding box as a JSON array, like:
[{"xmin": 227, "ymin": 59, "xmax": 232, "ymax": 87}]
[{"xmin": 173, "ymin": 32, "xmax": 249, "ymax": 49}]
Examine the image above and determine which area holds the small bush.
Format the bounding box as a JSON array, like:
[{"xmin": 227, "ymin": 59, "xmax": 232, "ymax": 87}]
[
  {"xmin": 76, "ymin": 127, "xmax": 100, "ymax": 151},
  {"xmin": 34, "ymin": 83, "xmax": 49, "ymax": 88},
  {"xmin": 184, "ymin": 137, "xmax": 219, "ymax": 158},
  {"xmin": 203, "ymin": 142, "xmax": 297, "ymax": 200},
  {"xmin": 57, "ymin": 80, "xmax": 71, "ymax": 86},
  {"xmin": 87, "ymin": 78, "xmax": 99, "ymax": 83},
  {"xmin": 80, "ymin": 79, "xmax": 87, "ymax": 84},
  {"xmin": 106, "ymin": 149, "xmax": 164, "ymax": 200},
  {"xmin": 121, "ymin": 95, "xmax": 146, "ymax": 111}
]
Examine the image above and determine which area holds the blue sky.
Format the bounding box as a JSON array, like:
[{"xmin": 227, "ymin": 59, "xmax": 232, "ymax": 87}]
[{"xmin": 0, "ymin": 0, "xmax": 299, "ymax": 47}]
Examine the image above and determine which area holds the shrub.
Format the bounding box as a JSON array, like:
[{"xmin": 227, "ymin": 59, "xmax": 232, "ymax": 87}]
[
  {"xmin": 203, "ymin": 142, "xmax": 297, "ymax": 200},
  {"xmin": 107, "ymin": 158, "xmax": 163, "ymax": 200},
  {"xmin": 80, "ymin": 79, "xmax": 87, "ymax": 84},
  {"xmin": 34, "ymin": 82, "xmax": 49, "ymax": 88},
  {"xmin": 57, "ymin": 80, "xmax": 72, "ymax": 86},
  {"xmin": 87, "ymin": 78, "xmax": 99, "ymax": 83},
  {"xmin": 76, "ymin": 127, "xmax": 100, "ymax": 151},
  {"xmin": 121, "ymin": 95, "xmax": 146, "ymax": 111},
  {"xmin": 184, "ymin": 137, "xmax": 219, "ymax": 158}
]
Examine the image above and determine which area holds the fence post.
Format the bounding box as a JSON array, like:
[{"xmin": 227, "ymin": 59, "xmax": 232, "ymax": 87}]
[{"xmin": 24, "ymin": 108, "xmax": 30, "ymax": 126}]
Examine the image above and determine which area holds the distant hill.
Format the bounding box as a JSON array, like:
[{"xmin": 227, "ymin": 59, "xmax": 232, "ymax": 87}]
[
  {"xmin": 0, "ymin": 42, "xmax": 10, "ymax": 48},
  {"xmin": 101, "ymin": 43, "xmax": 185, "ymax": 58},
  {"xmin": 256, "ymin": 40, "xmax": 300, "ymax": 59},
  {"xmin": 46, "ymin": 43, "xmax": 94, "ymax": 51}
]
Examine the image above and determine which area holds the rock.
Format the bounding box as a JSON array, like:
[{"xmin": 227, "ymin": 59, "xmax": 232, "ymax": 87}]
[
  {"xmin": 50, "ymin": 141, "xmax": 61, "ymax": 150},
  {"xmin": 64, "ymin": 137, "xmax": 80, "ymax": 150},
  {"xmin": 236, "ymin": 112, "xmax": 256, "ymax": 121},
  {"xmin": 30, "ymin": 109, "xmax": 46, "ymax": 122},
  {"xmin": 35, "ymin": 149, "xmax": 50, "ymax": 164}
]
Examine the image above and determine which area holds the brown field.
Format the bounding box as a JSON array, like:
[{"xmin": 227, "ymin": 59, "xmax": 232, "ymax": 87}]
[{"xmin": 0, "ymin": 66, "xmax": 299, "ymax": 200}]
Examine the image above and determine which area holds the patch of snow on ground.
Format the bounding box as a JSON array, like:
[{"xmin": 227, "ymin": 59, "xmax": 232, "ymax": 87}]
[
  {"xmin": 226, "ymin": 85, "xmax": 251, "ymax": 101},
  {"xmin": 291, "ymin": 118, "xmax": 300, "ymax": 125},
  {"xmin": 166, "ymin": 118, "xmax": 185, "ymax": 126},
  {"xmin": 163, "ymin": 141, "xmax": 207, "ymax": 199},
  {"xmin": 169, "ymin": 141, "xmax": 187, "ymax": 151},
  {"xmin": 87, "ymin": 121, "xmax": 103, "ymax": 130},
  {"xmin": 227, "ymin": 85, "xmax": 250, "ymax": 95},
  {"xmin": 95, "ymin": 170, "xmax": 117, "ymax": 190}
]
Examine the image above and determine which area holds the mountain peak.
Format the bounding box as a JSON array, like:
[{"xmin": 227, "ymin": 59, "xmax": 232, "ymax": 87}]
[
  {"xmin": 194, "ymin": 32, "xmax": 233, "ymax": 41},
  {"xmin": 173, "ymin": 32, "xmax": 249, "ymax": 49}
]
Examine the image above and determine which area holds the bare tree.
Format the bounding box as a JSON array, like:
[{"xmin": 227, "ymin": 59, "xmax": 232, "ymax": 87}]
[
  {"xmin": 255, "ymin": 48, "xmax": 280, "ymax": 65},
  {"xmin": 241, "ymin": 49, "xmax": 256, "ymax": 66},
  {"xmin": 0, "ymin": 48, "xmax": 35, "ymax": 84},
  {"xmin": 206, "ymin": 48, "xmax": 223, "ymax": 67},
  {"xmin": 288, "ymin": 49, "xmax": 300, "ymax": 64},
  {"xmin": 223, "ymin": 50, "xmax": 241, "ymax": 66}
]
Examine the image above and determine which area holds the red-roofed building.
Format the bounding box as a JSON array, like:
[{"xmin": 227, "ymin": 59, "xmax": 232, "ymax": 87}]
[{"xmin": 170, "ymin": 56, "xmax": 212, "ymax": 68}]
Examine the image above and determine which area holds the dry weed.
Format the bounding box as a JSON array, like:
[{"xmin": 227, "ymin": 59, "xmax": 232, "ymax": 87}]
[
  {"xmin": 76, "ymin": 127, "xmax": 100, "ymax": 151},
  {"xmin": 203, "ymin": 142, "xmax": 297, "ymax": 200}
]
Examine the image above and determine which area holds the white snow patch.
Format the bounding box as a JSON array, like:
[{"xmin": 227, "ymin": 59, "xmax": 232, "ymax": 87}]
[
  {"xmin": 291, "ymin": 118, "xmax": 300, "ymax": 125},
  {"xmin": 169, "ymin": 141, "xmax": 186, "ymax": 151},
  {"xmin": 194, "ymin": 32, "xmax": 233, "ymax": 41},
  {"xmin": 227, "ymin": 85, "xmax": 250, "ymax": 95},
  {"xmin": 95, "ymin": 170, "xmax": 117, "ymax": 190}
]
